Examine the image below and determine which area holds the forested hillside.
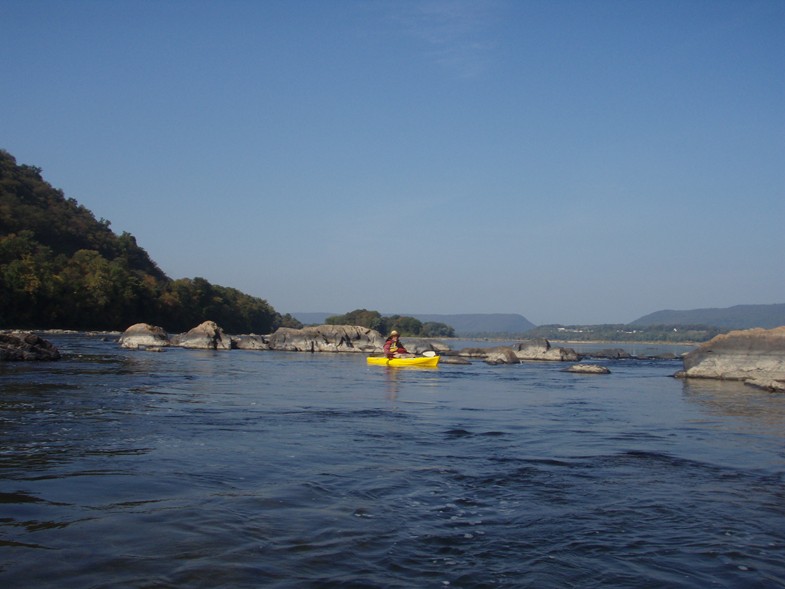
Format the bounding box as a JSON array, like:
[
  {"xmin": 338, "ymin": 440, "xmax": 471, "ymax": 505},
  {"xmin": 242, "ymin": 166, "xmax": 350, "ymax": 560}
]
[{"xmin": 0, "ymin": 149, "xmax": 295, "ymax": 333}]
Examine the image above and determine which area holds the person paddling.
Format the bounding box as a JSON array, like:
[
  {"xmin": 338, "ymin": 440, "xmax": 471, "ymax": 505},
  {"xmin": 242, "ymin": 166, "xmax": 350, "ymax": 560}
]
[{"xmin": 383, "ymin": 330, "xmax": 410, "ymax": 358}]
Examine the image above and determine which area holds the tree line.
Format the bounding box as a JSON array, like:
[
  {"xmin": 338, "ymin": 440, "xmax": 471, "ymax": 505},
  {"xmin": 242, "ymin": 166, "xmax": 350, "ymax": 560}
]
[
  {"xmin": 324, "ymin": 309, "xmax": 455, "ymax": 337},
  {"xmin": 0, "ymin": 149, "xmax": 300, "ymax": 333}
]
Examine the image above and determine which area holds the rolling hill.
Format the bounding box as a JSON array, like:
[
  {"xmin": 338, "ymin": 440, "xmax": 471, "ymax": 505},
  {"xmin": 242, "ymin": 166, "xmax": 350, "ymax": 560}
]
[
  {"xmin": 630, "ymin": 304, "xmax": 785, "ymax": 330},
  {"xmin": 410, "ymin": 313, "xmax": 536, "ymax": 336}
]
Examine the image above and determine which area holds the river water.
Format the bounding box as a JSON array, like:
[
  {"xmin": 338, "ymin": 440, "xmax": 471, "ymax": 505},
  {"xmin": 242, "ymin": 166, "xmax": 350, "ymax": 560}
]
[{"xmin": 1, "ymin": 334, "xmax": 783, "ymax": 588}]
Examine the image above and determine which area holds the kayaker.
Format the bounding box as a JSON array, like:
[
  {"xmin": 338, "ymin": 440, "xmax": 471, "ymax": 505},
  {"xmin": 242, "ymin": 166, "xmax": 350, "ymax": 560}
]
[{"xmin": 383, "ymin": 330, "xmax": 409, "ymax": 358}]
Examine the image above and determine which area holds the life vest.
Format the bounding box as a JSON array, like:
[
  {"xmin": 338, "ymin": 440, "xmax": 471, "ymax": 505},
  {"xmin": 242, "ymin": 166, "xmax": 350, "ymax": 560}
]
[{"xmin": 384, "ymin": 337, "xmax": 402, "ymax": 355}]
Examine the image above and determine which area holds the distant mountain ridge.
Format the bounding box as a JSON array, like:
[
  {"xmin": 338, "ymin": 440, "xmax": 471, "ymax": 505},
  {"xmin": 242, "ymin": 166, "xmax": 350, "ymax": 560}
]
[
  {"xmin": 630, "ymin": 304, "xmax": 785, "ymax": 330},
  {"xmin": 409, "ymin": 313, "xmax": 536, "ymax": 336},
  {"xmin": 292, "ymin": 312, "xmax": 536, "ymax": 336},
  {"xmin": 295, "ymin": 305, "xmax": 785, "ymax": 336}
]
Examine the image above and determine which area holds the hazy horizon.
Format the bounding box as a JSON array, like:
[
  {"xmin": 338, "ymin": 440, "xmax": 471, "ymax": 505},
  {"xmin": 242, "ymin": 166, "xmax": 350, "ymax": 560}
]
[{"xmin": 290, "ymin": 303, "xmax": 785, "ymax": 328}]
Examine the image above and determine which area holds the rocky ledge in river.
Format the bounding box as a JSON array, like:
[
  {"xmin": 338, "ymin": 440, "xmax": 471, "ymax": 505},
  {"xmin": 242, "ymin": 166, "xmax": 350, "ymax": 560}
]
[
  {"xmin": 675, "ymin": 326, "xmax": 785, "ymax": 392},
  {"xmin": 565, "ymin": 364, "xmax": 611, "ymax": 374},
  {"xmin": 264, "ymin": 325, "xmax": 384, "ymax": 353},
  {"xmin": 118, "ymin": 322, "xmax": 387, "ymax": 353},
  {"xmin": 0, "ymin": 332, "xmax": 61, "ymax": 361},
  {"xmin": 117, "ymin": 322, "xmax": 578, "ymax": 363},
  {"xmin": 458, "ymin": 339, "xmax": 578, "ymax": 364}
]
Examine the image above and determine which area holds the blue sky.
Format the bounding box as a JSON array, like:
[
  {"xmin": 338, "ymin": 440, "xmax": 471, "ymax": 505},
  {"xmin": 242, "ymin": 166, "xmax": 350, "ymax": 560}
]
[{"xmin": 2, "ymin": 0, "xmax": 783, "ymax": 325}]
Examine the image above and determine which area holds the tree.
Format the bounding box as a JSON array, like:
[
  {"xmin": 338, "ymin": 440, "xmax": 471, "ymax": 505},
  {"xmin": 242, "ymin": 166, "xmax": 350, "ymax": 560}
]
[
  {"xmin": 421, "ymin": 322, "xmax": 455, "ymax": 337},
  {"xmin": 326, "ymin": 309, "xmax": 455, "ymax": 337}
]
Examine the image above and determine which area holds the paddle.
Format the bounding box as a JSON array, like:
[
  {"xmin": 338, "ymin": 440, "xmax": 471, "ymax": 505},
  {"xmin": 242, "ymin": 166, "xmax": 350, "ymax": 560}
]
[{"xmin": 387, "ymin": 350, "xmax": 436, "ymax": 358}]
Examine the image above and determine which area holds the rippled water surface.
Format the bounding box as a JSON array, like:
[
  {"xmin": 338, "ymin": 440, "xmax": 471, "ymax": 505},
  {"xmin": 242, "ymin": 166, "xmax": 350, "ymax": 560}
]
[{"xmin": 1, "ymin": 334, "xmax": 783, "ymax": 588}]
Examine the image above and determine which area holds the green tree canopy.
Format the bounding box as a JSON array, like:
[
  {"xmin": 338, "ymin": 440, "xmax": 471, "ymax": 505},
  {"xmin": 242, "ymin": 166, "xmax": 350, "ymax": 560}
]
[
  {"xmin": 326, "ymin": 309, "xmax": 455, "ymax": 338},
  {"xmin": 0, "ymin": 149, "xmax": 284, "ymax": 333}
]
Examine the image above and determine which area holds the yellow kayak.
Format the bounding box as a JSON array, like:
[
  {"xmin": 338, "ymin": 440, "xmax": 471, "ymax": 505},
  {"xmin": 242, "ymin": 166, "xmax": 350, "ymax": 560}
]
[{"xmin": 366, "ymin": 355, "xmax": 440, "ymax": 368}]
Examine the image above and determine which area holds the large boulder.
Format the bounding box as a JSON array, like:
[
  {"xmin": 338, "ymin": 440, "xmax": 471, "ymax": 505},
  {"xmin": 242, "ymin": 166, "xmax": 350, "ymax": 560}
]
[
  {"xmin": 0, "ymin": 333, "xmax": 61, "ymax": 361},
  {"xmin": 174, "ymin": 321, "xmax": 232, "ymax": 350},
  {"xmin": 119, "ymin": 323, "xmax": 171, "ymax": 349},
  {"xmin": 676, "ymin": 326, "xmax": 785, "ymax": 390},
  {"xmin": 267, "ymin": 325, "xmax": 384, "ymax": 353},
  {"xmin": 511, "ymin": 339, "xmax": 578, "ymax": 361},
  {"xmin": 484, "ymin": 347, "xmax": 520, "ymax": 365}
]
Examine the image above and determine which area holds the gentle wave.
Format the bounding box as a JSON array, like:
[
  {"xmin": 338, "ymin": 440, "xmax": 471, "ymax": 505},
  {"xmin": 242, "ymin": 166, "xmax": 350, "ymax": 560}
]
[{"xmin": 0, "ymin": 334, "xmax": 783, "ymax": 588}]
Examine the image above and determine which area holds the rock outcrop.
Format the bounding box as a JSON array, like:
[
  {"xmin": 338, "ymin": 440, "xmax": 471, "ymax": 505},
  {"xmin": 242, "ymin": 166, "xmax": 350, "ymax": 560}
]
[
  {"xmin": 119, "ymin": 323, "xmax": 171, "ymax": 349},
  {"xmin": 586, "ymin": 348, "xmax": 632, "ymax": 360},
  {"xmin": 266, "ymin": 325, "xmax": 384, "ymax": 353},
  {"xmin": 233, "ymin": 334, "xmax": 269, "ymax": 350},
  {"xmin": 676, "ymin": 326, "xmax": 785, "ymax": 391},
  {"xmin": 511, "ymin": 339, "xmax": 578, "ymax": 361},
  {"xmin": 173, "ymin": 321, "xmax": 232, "ymax": 350},
  {"xmin": 459, "ymin": 339, "xmax": 578, "ymax": 364},
  {"xmin": 483, "ymin": 347, "xmax": 521, "ymax": 365},
  {"xmin": 114, "ymin": 322, "xmax": 581, "ymax": 367},
  {"xmin": 0, "ymin": 333, "xmax": 61, "ymax": 361}
]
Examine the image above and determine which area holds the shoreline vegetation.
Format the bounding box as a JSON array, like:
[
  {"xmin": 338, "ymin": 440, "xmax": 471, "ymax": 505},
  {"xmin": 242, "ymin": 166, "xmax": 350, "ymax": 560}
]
[{"xmin": 0, "ymin": 150, "xmax": 295, "ymax": 334}]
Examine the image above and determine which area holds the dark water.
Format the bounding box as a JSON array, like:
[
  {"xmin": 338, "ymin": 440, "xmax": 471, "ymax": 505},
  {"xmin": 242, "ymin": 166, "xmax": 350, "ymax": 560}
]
[{"xmin": 1, "ymin": 334, "xmax": 783, "ymax": 588}]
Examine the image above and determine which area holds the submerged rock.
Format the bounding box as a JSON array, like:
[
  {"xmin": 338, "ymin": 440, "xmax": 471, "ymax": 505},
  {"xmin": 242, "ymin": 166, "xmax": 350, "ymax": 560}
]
[
  {"xmin": 0, "ymin": 333, "xmax": 61, "ymax": 361},
  {"xmin": 745, "ymin": 378, "xmax": 785, "ymax": 393},
  {"xmin": 565, "ymin": 364, "xmax": 611, "ymax": 374},
  {"xmin": 676, "ymin": 326, "xmax": 785, "ymax": 390}
]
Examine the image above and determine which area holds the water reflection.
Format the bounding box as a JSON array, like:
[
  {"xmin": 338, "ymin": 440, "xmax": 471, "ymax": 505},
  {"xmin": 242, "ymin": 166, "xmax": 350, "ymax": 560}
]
[
  {"xmin": 384, "ymin": 367, "xmax": 399, "ymax": 399},
  {"xmin": 682, "ymin": 379, "xmax": 785, "ymax": 435}
]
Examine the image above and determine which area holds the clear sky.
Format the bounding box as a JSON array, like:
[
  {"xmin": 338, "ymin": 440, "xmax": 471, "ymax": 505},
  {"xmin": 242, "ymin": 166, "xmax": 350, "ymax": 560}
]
[{"xmin": 2, "ymin": 0, "xmax": 783, "ymax": 325}]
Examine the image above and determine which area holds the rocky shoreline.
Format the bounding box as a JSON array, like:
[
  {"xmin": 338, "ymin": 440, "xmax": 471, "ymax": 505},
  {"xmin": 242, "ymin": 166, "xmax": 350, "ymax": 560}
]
[{"xmin": 3, "ymin": 322, "xmax": 784, "ymax": 391}]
